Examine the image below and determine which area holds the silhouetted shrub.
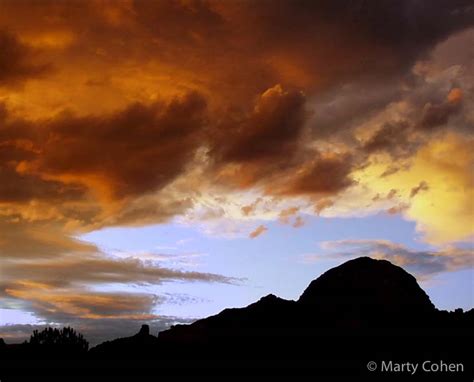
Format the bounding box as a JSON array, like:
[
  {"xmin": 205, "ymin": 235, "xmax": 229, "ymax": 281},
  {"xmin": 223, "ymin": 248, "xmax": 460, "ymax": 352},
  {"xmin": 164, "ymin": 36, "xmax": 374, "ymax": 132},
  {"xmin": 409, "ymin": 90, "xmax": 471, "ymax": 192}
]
[{"xmin": 28, "ymin": 327, "xmax": 89, "ymax": 352}]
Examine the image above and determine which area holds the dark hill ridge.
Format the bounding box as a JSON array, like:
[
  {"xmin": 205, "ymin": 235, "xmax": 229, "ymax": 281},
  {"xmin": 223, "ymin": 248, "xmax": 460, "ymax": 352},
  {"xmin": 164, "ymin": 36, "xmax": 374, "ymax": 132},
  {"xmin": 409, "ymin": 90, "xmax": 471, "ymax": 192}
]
[
  {"xmin": 2, "ymin": 257, "xmax": 473, "ymax": 379},
  {"xmin": 89, "ymin": 324, "xmax": 159, "ymax": 355},
  {"xmin": 157, "ymin": 257, "xmax": 437, "ymax": 342}
]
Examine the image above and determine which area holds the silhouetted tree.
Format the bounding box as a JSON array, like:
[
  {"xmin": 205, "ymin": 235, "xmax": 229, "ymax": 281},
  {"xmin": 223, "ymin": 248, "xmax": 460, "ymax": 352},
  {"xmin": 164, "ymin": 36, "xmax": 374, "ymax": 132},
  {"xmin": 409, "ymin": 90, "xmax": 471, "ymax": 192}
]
[{"xmin": 28, "ymin": 327, "xmax": 89, "ymax": 352}]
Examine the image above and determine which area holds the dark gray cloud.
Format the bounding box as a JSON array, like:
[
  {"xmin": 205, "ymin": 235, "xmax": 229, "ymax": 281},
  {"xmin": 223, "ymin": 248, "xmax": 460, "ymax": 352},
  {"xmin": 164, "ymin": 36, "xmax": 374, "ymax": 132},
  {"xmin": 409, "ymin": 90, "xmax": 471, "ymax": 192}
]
[
  {"xmin": 419, "ymin": 91, "xmax": 463, "ymax": 129},
  {"xmin": 363, "ymin": 121, "xmax": 415, "ymax": 157}
]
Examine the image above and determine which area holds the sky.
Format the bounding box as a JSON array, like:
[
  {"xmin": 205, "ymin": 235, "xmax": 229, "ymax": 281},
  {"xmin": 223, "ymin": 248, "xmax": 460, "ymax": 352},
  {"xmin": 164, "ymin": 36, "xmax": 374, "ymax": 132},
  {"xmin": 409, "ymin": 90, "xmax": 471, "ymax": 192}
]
[{"xmin": 0, "ymin": 0, "xmax": 473, "ymax": 345}]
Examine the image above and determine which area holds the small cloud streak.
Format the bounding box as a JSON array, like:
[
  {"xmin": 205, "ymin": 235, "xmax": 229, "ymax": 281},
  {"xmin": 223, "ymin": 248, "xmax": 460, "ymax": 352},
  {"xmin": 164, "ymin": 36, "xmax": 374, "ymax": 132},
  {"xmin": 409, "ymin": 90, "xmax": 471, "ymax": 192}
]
[
  {"xmin": 410, "ymin": 181, "xmax": 429, "ymax": 198},
  {"xmin": 249, "ymin": 225, "xmax": 268, "ymax": 239},
  {"xmin": 292, "ymin": 216, "xmax": 305, "ymax": 228}
]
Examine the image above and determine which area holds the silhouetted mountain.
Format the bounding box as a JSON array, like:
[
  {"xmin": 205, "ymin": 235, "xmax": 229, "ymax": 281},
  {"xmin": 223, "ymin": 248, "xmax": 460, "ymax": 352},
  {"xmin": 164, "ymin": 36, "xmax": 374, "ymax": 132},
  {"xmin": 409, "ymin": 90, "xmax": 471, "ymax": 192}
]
[
  {"xmin": 90, "ymin": 324, "xmax": 159, "ymax": 355},
  {"xmin": 298, "ymin": 257, "xmax": 435, "ymax": 326},
  {"xmin": 1, "ymin": 257, "xmax": 472, "ymax": 380}
]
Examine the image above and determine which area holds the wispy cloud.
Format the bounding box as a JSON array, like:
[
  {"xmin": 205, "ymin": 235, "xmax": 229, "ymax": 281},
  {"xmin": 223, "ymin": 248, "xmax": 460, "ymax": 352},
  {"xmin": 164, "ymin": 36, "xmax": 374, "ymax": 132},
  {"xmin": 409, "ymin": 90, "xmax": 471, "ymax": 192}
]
[
  {"xmin": 302, "ymin": 239, "xmax": 474, "ymax": 278},
  {"xmin": 249, "ymin": 225, "xmax": 268, "ymax": 239}
]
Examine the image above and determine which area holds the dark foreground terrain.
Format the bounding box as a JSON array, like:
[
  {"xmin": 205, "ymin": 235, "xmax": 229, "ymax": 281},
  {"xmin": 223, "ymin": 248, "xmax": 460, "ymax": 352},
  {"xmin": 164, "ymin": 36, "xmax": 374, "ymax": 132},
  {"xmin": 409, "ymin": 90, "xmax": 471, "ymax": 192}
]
[{"xmin": 1, "ymin": 257, "xmax": 472, "ymax": 380}]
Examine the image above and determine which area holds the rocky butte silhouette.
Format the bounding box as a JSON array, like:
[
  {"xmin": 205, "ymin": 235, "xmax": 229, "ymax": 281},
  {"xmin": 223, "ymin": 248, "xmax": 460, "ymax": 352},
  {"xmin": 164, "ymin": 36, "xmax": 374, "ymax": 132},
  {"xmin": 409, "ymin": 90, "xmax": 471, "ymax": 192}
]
[{"xmin": 1, "ymin": 257, "xmax": 472, "ymax": 379}]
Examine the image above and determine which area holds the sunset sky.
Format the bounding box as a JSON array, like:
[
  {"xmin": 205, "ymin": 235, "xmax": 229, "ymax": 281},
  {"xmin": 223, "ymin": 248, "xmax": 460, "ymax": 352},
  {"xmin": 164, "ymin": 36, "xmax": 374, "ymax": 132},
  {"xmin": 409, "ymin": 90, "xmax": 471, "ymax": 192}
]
[{"xmin": 0, "ymin": 0, "xmax": 473, "ymax": 344}]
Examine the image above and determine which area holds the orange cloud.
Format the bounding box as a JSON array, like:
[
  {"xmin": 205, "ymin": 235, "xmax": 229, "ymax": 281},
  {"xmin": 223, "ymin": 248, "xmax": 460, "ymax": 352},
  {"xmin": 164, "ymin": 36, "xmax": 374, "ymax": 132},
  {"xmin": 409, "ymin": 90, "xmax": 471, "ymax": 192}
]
[
  {"xmin": 5, "ymin": 281, "xmax": 160, "ymax": 320},
  {"xmin": 278, "ymin": 207, "xmax": 300, "ymax": 224},
  {"xmin": 0, "ymin": 30, "xmax": 50, "ymax": 86},
  {"xmin": 292, "ymin": 216, "xmax": 305, "ymax": 228},
  {"xmin": 249, "ymin": 225, "xmax": 268, "ymax": 239}
]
